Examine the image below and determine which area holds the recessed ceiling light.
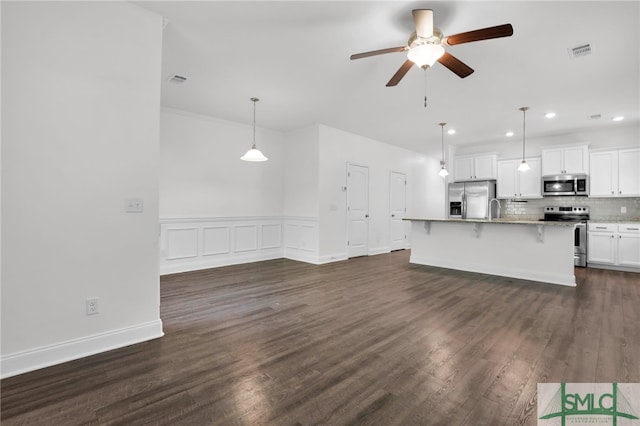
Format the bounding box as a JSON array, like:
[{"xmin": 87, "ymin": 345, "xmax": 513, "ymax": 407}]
[
  {"xmin": 505, "ymin": 131, "xmax": 514, "ymax": 137},
  {"xmin": 545, "ymin": 112, "xmax": 556, "ymax": 119},
  {"xmin": 447, "ymin": 129, "xmax": 456, "ymax": 135},
  {"xmin": 612, "ymin": 116, "xmax": 624, "ymax": 121}
]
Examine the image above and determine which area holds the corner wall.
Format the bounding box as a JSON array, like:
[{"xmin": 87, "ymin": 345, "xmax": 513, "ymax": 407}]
[{"xmin": 1, "ymin": 2, "xmax": 164, "ymax": 378}]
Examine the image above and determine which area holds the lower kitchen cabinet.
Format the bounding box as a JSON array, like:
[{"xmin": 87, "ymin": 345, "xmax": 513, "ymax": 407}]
[{"xmin": 588, "ymin": 223, "xmax": 640, "ymax": 270}]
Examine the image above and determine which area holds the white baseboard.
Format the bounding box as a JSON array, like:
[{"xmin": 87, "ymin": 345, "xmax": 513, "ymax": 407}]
[
  {"xmin": 587, "ymin": 263, "xmax": 640, "ymax": 273},
  {"xmin": 1, "ymin": 320, "xmax": 164, "ymax": 379},
  {"xmin": 410, "ymin": 255, "xmax": 576, "ymax": 287},
  {"xmin": 369, "ymin": 246, "xmax": 391, "ymax": 256},
  {"xmin": 318, "ymin": 253, "xmax": 348, "ymax": 264}
]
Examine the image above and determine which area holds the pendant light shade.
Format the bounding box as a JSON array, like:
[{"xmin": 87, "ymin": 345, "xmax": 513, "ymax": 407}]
[
  {"xmin": 241, "ymin": 97, "xmax": 268, "ymax": 162},
  {"xmin": 517, "ymin": 106, "xmax": 530, "ymax": 172},
  {"xmin": 438, "ymin": 122, "xmax": 449, "ymax": 177}
]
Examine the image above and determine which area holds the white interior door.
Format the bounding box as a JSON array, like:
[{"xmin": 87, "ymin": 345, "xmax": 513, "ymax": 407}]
[
  {"xmin": 347, "ymin": 163, "xmax": 369, "ymax": 258},
  {"xmin": 390, "ymin": 171, "xmax": 407, "ymax": 251}
]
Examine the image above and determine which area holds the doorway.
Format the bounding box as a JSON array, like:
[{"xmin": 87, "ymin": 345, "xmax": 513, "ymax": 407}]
[
  {"xmin": 390, "ymin": 171, "xmax": 407, "ymax": 251},
  {"xmin": 347, "ymin": 163, "xmax": 369, "ymax": 258}
]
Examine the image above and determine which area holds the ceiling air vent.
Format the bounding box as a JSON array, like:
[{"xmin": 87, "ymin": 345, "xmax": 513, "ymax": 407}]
[
  {"xmin": 169, "ymin": 74, "xmax": 187, "ymax": 83},
  {"xmin": 568, "ymin": 43, "xmax": 592, "ymax": 59},
  {"xmin": 588, "ymin": 114, "xmax": 602, "ymax": 120}
]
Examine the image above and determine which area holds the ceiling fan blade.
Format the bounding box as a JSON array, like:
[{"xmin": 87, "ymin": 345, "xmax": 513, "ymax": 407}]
[
  {"xmin": 386, "ymin": 60, "xmax": 414, "ymax": 87},
  {"xmin": 437, "ymin": 51, "xmax": 474, "ymax": 78},
  {"xmin": 350, "ymin": 46, "xmax": 406, "ymax": 60},
  {"xmin": 412, "ymin": 9, "xmax": 434, "ymax": 38},
  {"xmin": 445, "ymin": 23, "xmax": 513, "ymax": 46}
]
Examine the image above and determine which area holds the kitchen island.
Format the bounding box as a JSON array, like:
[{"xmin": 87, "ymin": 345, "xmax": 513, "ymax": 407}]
[{"xmin": 405, "ymin": 218, "xmax": 578, "ymax": 286}]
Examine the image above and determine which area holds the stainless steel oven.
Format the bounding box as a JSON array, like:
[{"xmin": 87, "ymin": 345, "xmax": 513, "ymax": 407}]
[
  {"xmin": 542, "ymin": 206, "xmax": 590, "ymax": 267},
  {"xmin": 542, "ymin": 174, "xmax": 589, "ymax": 196}
]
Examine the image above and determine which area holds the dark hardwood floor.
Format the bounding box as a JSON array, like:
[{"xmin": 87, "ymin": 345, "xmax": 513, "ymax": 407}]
[{"xmin": 2, "ymin": 250, "xmax": 639, "ymax": 425}]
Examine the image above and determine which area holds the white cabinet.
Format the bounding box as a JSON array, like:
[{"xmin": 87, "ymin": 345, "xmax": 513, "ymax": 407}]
[
  {"xmin": 618, "ymin": 148, "xmax": 640, "ymax": 196},
  {"xmin": 496, "ymin": 157, "xmax": 541, "ymax": 199},
  {"xmin": 588, "ymin": 223, "xmax": 640, "ymax": 270},
  {"xmin": 589, "ymin": 151, "xmax": 618, "ymax": 197},
  {"xmin": 589, "ymin": 148, "xmax": 640, "ymax": 197},
  {"xmin": 588, "ymin": 224, "xmax": 617, "ymax": 265},
  {"xmin": 618, "ymin": 224, "xmax": 640, "ymax": 268},
  {"xmin": 453, "ymin": 154, "xmax": 497, "ymax": 182},
  {"xmin": 542, "ymin": 145, "xmax": 588, "ymax": 175}
]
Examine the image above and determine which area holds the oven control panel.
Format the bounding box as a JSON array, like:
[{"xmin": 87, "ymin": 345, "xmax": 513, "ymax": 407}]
[{"xmin": 544, "ymin": 206, "xmax": 589, "ymax": 214}]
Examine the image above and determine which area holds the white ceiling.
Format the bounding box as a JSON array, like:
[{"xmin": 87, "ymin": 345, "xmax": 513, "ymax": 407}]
[{"xmin": 138, "ymin": 1, "xmax": 640, "ymax": 156}]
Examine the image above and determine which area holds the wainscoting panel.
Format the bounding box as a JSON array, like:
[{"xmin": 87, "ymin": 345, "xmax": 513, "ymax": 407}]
[
  {"xmin": 202, "ymin": 226, "xmax": 230, "ymax": 256},
  {"xmin": 283, "ymin": 217, "xmax": 320, "ymax": 264},
  {"xmin": 261, "ymin": 224, "xmax": 282, "ymax": 249},
  {"xmin": 160, "ymin": 217, "xmax": 320, "ymax": 275},
  {"xmin": 165, "ymin": 227, "xmax": 198, "ymax": 260},
  {"xmin": 234, "ymin": 225, "xmax": 258, "ymax": 252}
]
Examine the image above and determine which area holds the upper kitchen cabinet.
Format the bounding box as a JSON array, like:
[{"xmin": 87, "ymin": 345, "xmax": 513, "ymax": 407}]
[
  {"xmin": 453, "ymin": 154, "xmax": 497, "ymax": 182},
  {"xmin": 497, "ymin": 157, "xmax": 542, "ymax": 199},
  {"xmin": 590, "ymin": 148, "xmax": 640, "ymax": 197},
  {"xmin": 541, "ymin": 145, "xmax": 588, "ymax": 175}
]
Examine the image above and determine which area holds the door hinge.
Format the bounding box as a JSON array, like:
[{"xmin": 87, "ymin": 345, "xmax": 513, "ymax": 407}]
[{"xmin": 348, "ymin": 171, "xmax": 351, "ymax": 177}]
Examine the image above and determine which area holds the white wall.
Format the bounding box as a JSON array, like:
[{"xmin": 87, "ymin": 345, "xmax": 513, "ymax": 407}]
[
  {"xmin": 160, "ymin": 108, "xmax": 284, "ymax": 217},
  {"xmin": 317, "ymin": 125, "xmax": 440, "ymax": 260},
  {"xmin": 282, "ymin": 124, "xmax": 319, "ymax": 218},
  {"xmin": 1, "ymin": 2, "xmax": 164, "ymax": 378}
]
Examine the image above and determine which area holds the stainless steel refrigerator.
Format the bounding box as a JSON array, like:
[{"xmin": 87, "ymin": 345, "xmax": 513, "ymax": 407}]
[{"xmin": 448, "ymin": 180, "xmax": 497, "ymax": 219}]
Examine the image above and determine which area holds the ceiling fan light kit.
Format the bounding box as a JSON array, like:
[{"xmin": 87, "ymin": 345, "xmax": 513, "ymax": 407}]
[
  {"xmin": 407, "ymin": 42, "xmax": 445, "ymax": 68},
  {"xmin": 350, "ymin": 8, "xmax": 513, "ymax": 87},
  {"xmin": 241, "ymin": 97, "xmax": 268, "ymax": 162}
]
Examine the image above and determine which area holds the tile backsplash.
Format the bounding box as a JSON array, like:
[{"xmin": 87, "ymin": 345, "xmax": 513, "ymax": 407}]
[{"xmin": 501, "ymin": 196, "xmax": 640, "ymax": 221}]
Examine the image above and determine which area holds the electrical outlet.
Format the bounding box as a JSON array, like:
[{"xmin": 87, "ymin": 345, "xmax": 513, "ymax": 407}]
[
  {"xmin": 86, "ymin": 298, "xmax": 99, "ymax": 315},
  {"xmin": 621, "ymin": 206, "xmax": 627, "ymax": 214}
]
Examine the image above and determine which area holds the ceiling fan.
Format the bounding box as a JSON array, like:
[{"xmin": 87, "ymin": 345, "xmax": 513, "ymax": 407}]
[{"xmin": 350, "ymin": 9, "xmax": 513, "ymax": 86}]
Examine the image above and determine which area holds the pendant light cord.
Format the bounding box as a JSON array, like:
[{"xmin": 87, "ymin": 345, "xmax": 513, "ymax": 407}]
[
  {"xmin": 251, "ymin": 97, "xmax": 259, "ymax": 149},
  {"xmin": 521, "ymin": 107, "xmax": 527, "ymax": 160},
  {"xmin": 439, "ymin": 122, "xmax": 446, "ymax": 163}
]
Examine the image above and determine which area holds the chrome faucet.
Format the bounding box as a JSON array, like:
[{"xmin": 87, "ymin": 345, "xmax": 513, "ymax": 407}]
[{"xmin": 489, "ymin": 198, "xmax": 501, "ymax": 221}]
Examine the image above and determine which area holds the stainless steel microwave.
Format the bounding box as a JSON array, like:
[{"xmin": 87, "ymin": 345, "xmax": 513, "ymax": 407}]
[{"xmin": 542, "ymin": 174, "xmax": 589, "ymax": 196}]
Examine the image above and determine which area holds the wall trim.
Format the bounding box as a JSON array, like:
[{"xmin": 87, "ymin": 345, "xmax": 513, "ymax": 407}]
[
  {"xmin": 160, "ymin": 216, "xmax": 320, "ymax": 275},
  {"xmin": 318, "ymin": 253, "xmax": 348, "ymax": 264},
  {"xmin": 369, "ymin": 246, "xmax": 391, "ymax": 256},
  {"xmin": 1, "ymin": 320, "xmax": 164, "ymax": 379}
]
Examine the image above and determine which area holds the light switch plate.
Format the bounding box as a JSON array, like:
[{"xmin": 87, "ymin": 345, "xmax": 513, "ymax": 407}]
[
  {"xmin": 621, "ymin": 206, "xmax": 627, "ymax": 214},
  {"xmin": 125, "ymin": 198, "xmax": 144, "ymax": 213}
]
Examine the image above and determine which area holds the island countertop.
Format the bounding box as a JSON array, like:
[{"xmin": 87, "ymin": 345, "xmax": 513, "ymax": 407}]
[{"xmin": 403, "ymin": 217, "xmax": 579, "ymax": 226}]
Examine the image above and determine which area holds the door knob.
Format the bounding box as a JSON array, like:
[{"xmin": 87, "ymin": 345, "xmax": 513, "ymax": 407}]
[
  {"xmin": 391, "ymin": 214, "xmax": 395, "ymax": 217},
  {"xmin": 365, "ymin": 214, "xmax": 369, "ymax": 218}
]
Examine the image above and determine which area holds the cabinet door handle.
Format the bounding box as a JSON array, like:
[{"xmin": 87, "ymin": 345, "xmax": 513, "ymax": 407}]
[
  {"xmin": 596, "ymin": 226, "xmax": 607, "ymax": 229},
  {"xmin": 627, "ymin": 228, "xmax": 639, "ymax": 231}
]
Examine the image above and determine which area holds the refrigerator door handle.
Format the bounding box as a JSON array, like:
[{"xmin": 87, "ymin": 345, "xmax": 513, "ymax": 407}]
[{"xmin": 462, "ymin": 193, "xmax": 467, "ymax": 219}]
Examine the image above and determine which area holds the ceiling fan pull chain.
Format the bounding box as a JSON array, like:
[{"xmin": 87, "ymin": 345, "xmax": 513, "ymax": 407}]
[{"xmin": 424, "ymin": 69, "xmax": 428, "ymax": 108}]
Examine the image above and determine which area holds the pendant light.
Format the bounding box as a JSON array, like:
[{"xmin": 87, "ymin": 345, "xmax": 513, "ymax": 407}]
[
  {"xmin": 438, "ymin": 122, "xmax": 449, "ymax": 177},
  {"xmin": 240, "ymin": 97, "xmax": 268, "ymax": 162},
  {"xmin": 517, "ymin": 106, "xmax": 530, "ymax": 172}
]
